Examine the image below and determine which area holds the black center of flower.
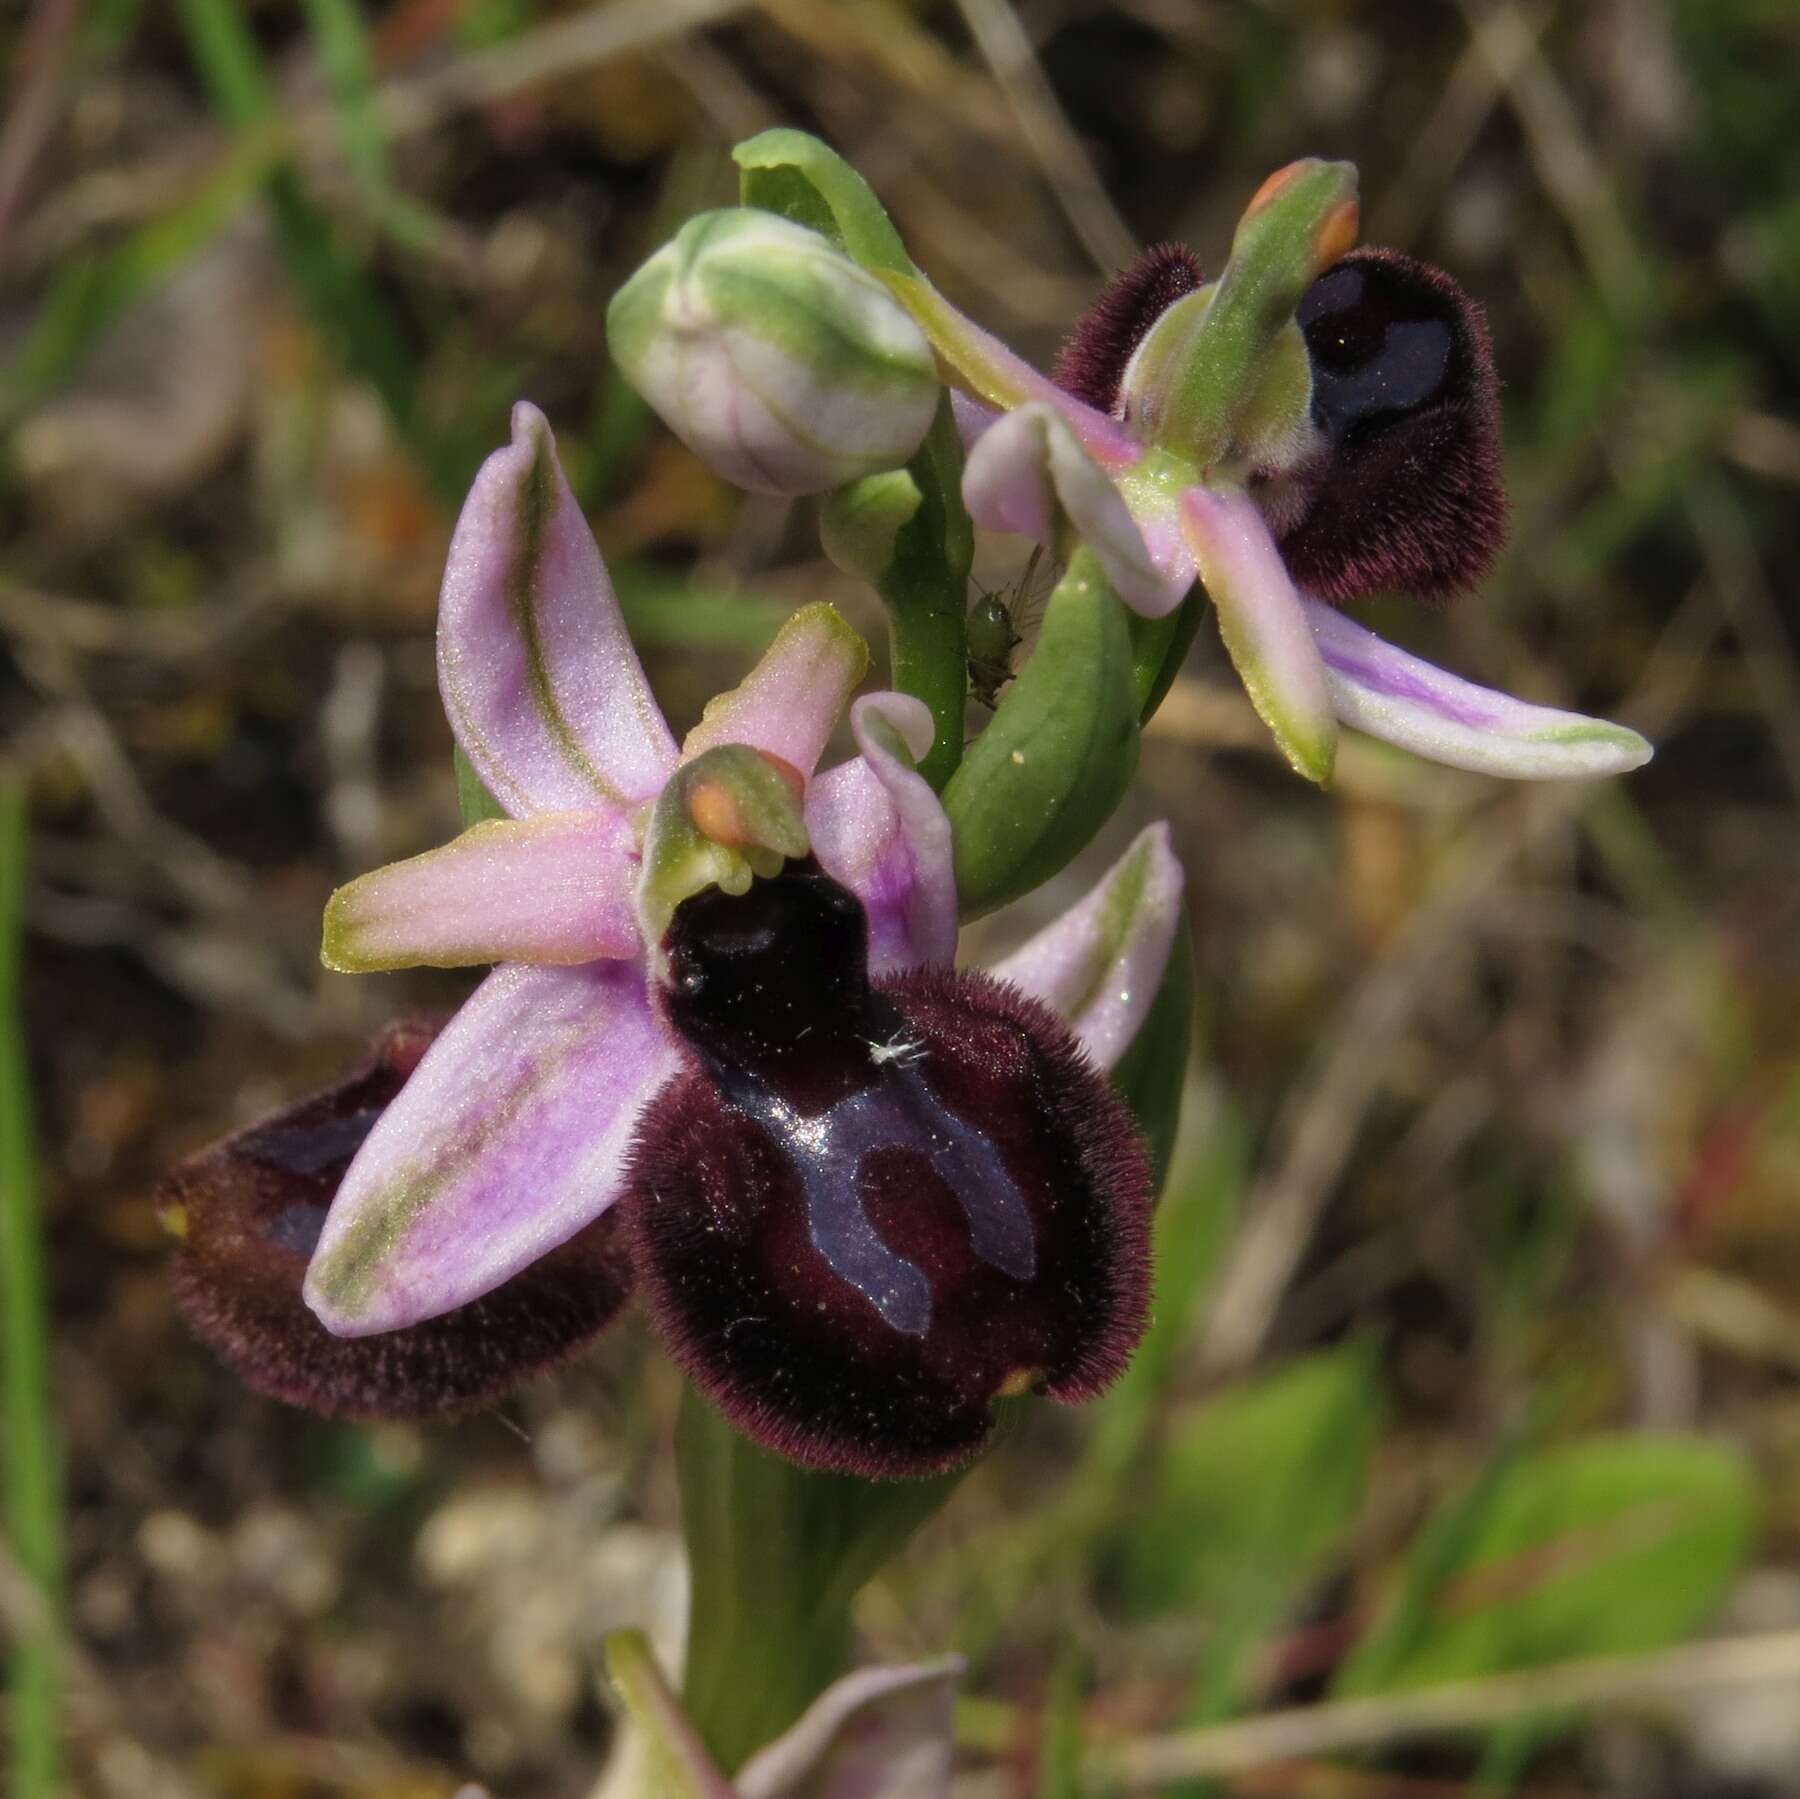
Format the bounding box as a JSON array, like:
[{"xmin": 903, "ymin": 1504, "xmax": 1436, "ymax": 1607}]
[
  {"xmin": 1298, "ymin": 259, "xmax": 1458, "ymax": 446},
  {"xmin": 629, "ymin": 862, "xmax": 1155, "ymax": 1478},
  {"xmin": 661, "ymin": 862, "xmax": 1036, "ymax": 1335},
  {"xmin": 1274, "ymin": 247, "xmax": 1506, "ymax": 603}
]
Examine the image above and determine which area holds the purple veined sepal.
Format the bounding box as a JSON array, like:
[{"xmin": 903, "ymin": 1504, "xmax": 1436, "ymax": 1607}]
[
  {"xmin": 164, "ymin": 1020, "xmax": 634, "ymax": 1419},
  {"xmin": 623, "ymin": 860, "xmax": 1153, "ymax": 1479},
  {"xmin": 1305, "ymin": 598, "xmax": 1653, "ymax": 779},
  {"xmin": 439, "ymin": 401, "xmax": 678, "ymax": 817}
]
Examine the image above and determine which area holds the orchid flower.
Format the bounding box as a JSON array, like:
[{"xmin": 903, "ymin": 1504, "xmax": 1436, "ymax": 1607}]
[
  {"xmin": 165, "ymin": 404, "xmax": 1184, "ymax": 1477},
  {"xmin": 715, "ymin": 136, "xmax": 1651, "ymax": 789}
]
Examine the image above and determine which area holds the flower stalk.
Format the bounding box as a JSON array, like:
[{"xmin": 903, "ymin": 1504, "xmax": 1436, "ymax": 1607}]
[{"xmin": 156, "ymin": 120, "xmax": 1665, "ymax": 1799}]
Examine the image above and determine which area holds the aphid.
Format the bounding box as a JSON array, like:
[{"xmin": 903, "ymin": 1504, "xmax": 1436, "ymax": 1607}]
[
  {"xmin": 967, "ymin": 547, "xmax": 1052, "ymax": 710},
  {"xmin": 868, "ymin": 1028, "xmax": 929, "ymax": 1069}
]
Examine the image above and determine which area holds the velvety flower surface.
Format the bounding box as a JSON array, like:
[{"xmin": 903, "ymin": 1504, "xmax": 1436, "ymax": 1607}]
[
  {"xmin": 177, "ymin": 403, "xmax": 1184, "ymax": 1469},
  {"xmin": 626, "ymin": 860, "xmax": 1153, "ymax": 1477},
  {"xmin": 162, "ymin": 1020, "xmax": 634, "ymax": 1418},
  {"xmin": 866, "ymin": 162, "xmax": 1652, "ymax": 789}
]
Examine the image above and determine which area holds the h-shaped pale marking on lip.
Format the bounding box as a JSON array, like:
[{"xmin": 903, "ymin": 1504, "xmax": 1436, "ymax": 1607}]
[{"xmin": 748, "ymin": 1059, "xmax": 1038, "ymax": 1337}]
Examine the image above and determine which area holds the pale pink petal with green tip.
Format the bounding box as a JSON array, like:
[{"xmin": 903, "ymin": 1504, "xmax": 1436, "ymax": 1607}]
[
  {"xmin": 964, "ymin": 404, "xmax": 1190, "ymax": 619},
  {"xmin": 681, "ymin": 602, "xmax": 869, "ymax": 777},
  {"xmin": 990, "ymin": 822, "xmax": 1184, "ymax": 1073},
  {"xmin": 438, "ymin": 402, "xmax": 678, "ymax": 818},
  {"xmin": 1304, "ymin": 599, "xmax": 1655, "ymax": 779},
  {"xmin": 303, "ymin": 961, "xmax": 678, "ymax": 1336},
  {"xmin": 601, "ymin": 1632, "xmax": 735, "ymax": 1799},
  {"xmin": 807, "ymin": 693, "xmax": 957, "ymax": 974},
  {"xmin": 320, "ymin": 810, "xmax": 641, "ymax": 972},
  {"xmin": 735, "ymin": 1657, "xmax": 964, "ymax": 1799},
  {"xmin": 880, "ymin": 269, "xmax": 1140, "ymax": 472},
  {"xmin": 1179, "ymin": 484, "xmax": 1338, "ymax": 785}
]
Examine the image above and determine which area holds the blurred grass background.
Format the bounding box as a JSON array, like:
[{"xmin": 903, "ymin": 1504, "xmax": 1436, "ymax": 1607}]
[{"xmin": 3, "ymin": 0, "xmax": 1799, "ymax": 1793}]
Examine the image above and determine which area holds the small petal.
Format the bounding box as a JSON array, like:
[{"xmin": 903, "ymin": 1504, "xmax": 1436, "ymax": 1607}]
[
  {"xmin": 949, "ymin": 390, "xmax": 999, "ymax": 451},
  {"xmin": 165, "ymin": 1021, "xmax": 632, "ymax": 1418},
  {"xmin": 1179, "ymin": 484, "xmax": 1338, "ymax": 785},
  {"xmin": 682, "ymin": 603, "xmax": 869, "ymax": 777},
  {"xmin": 807, "ymin": 694, "xmax": 957, "ymax": 974},
  {"xmin": 304, "ymin": 962, "xmax": 678, "ymax": 1335},
  {"xmin": 1305, "ymin": 599, "xmax": 1655, "ymax": 779},
  {"xmin": 880, "ymin": 269, "xmax": 1141, "ymax": 471},
  {"xmin": 989, "ymin": 823, "xmax": 1184, "ymax": 1073},
  {"xmin": 736, "ymin": 1657, "xmax": 964, "ymax": 1799},
  {"xmin": 965, "ymin": 404, "xmax": 1189, "ymax": 619},
  {"xmin": 439, "ymin": 402, "xmax": 677, "ymax": 817},
  {"xmin": 321, "ymin": 811, "xmax": 640, "ymax": 972}
]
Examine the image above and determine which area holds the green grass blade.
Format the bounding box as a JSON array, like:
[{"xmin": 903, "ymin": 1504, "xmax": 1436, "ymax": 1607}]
[{"xmin": 1, "ymin": 778, "xmax": 62, "ymax": 1797}]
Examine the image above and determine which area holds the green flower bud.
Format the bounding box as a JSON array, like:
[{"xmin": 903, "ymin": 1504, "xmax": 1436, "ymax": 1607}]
[{"xmin": 607, "ymin": 209, "xmax": 941, "ymax": 496}]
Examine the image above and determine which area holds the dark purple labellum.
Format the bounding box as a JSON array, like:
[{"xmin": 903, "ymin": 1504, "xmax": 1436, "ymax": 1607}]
[
  {"xmin": 625, "ymin": 862, "xmax": 1153, "ymax": 1479},
  {"xmin": 165, "ymin": 1020, "xmax": 632, "ymax": 1420},
  {"xmin": 1053, "ymin": 243, "xmax": 1205, "ymax": 417},
  {"xmin": 1274, "ymin": 248, "xmax": 1507, "ymax": 602}
]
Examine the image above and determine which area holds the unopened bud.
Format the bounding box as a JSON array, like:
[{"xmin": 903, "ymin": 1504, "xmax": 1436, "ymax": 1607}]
[{"xmin": 608, "ymin": 209, "xmax": 940, "ymax": 496}]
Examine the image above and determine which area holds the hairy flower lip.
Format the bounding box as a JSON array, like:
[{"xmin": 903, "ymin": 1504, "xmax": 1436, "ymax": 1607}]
[{"xmin": 627, "ymin": 864, "xmax": 1156, "ymax": 1479}]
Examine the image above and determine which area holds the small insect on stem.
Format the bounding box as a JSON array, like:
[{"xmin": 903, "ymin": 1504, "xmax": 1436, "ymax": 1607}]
[{"xmin": 966, "ymin": 546, "xmax": 1052, "ymax": 711}]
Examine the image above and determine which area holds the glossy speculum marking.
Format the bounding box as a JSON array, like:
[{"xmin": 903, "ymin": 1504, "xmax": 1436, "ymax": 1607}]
[
  {"xmin": 1281, "ymin": 248, "xmax": 1506, "ymax": 601},
  {"xmin": 627, "ymin": 861, "xmax": 1152, "ymax": 1477}
]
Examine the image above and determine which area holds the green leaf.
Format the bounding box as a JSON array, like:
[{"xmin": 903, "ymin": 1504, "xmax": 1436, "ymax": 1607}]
[
  {"xmin": 944, "ymin": 548, "xmax": 1139, "ymax": 919},
  {"xmin": 876, "ymin": 401, "xmax": 973, "ymax": 791},
  {"xmin": 453, "ymin": 745, "xmax": 507, "ymax": 827},
  {"xmin": 1121, "ymin": 1344, "xmax": 1381, "ymax": 1719},
  {"xmin": 605, "ymin": 1630, "xmax": 733, "ymax": 1798},
  {"xmin": 733, "ymin": 129, "xmax": 916, "ymax": 276},
  {"xmin": 1130, "ymin": 583, "xmax": 1207, "ymax": 723},
  {"xmin": 1110, "ymin": 912, "xmax": 1195, "ymax": 1193},
  {"xmin": 676, "ymin": 1390, "xmax": 965, "ymax": 1773},
  {"xmin": 1078, "ymin": 1096, "xmax": 1247, "ymax": 1493},
  {"xmin": 1335, "ymin": 1434, "xmax": 1759, "ymax": 1699}
]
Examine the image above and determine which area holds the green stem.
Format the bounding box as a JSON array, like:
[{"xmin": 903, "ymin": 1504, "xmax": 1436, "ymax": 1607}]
[
  {"xmin": 1129, "ymin": 580, "xmax": 1209, "ymax": 723},
  {"xmin": 876, "ymin": 402, "xmax": 973, "ymax": 792},
  {"xmin": 676, "ymin": 1388, "xmax": 962, "ymax": 1772},
  {"xmin": 945, "ymin": 546, "xmax": 1140, "ymax": 920},
  {"xmin": 1, "ymin": 779, "xmax": 61, "ymax": 1798}
]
